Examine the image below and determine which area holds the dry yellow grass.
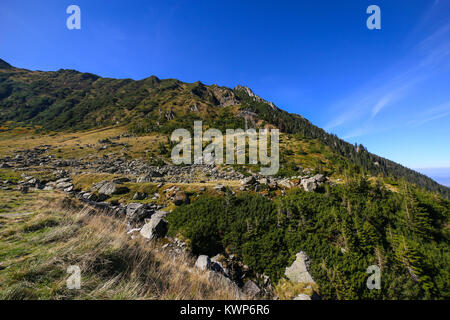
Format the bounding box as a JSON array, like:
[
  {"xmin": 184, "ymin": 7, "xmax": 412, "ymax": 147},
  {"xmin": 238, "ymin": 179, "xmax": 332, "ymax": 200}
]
[
  {"xmin": 274, "ymin": 278, "xmax": 318, "ymax": 300},
  {"xmin": 0, "ymin": 189, "xmax": 247, "ymax": 300}
]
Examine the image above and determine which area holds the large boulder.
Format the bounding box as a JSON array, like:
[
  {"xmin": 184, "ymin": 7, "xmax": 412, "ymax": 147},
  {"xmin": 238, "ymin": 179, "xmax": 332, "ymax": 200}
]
[
  {"xmin": 284, "ymin": 251, "xmax": 316, "ymax": 284},
  {"xmin": 195, "ymin": 255, "xmax": 211, "ymax": 271},
  {"xmin": 140, "ymin": 213, "xmax": 168, "ymax": 240},
  {"xmin": 133, "ymin": 192, "xmax": 147, "ymax": 200}
]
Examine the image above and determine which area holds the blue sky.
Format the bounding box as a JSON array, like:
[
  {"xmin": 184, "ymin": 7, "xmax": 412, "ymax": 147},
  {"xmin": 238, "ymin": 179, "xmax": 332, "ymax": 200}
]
[{"xmin": 1, "ymin": 0, "xmax": 449, "ymax": 186}]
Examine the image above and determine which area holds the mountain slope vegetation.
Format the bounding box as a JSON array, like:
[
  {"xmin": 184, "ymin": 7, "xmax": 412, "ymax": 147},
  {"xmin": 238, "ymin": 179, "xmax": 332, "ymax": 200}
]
[
  {"xmin": 0, "ymin": 59, "xmax": 449, "ymax": 300},
  {"xmin": 0, "ymin": 59, "xmax": 447, "ymax": 198}
]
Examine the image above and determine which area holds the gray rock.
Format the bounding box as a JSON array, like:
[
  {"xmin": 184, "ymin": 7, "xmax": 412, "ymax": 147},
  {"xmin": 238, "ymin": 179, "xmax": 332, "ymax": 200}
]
[
  {"xmin": 137, "ymin": 170, "xmax": 163, "ymax": 183},
  {"xmin": 242, "ymin": 280, "xmax": 261, "ymax": 297},
  {"xmin": 284, "ymin": 251, "xmax": 315, "ymax": 284},
  {"xmin": 213, "ymin": 184, "xmax": 226, "ymax": 191},
  {"xmin": 63, "ymin": 185, "xmax": 74, "ymax": 192},
  {"xmin": 55, "ymin": 177, "xmax": 71, "ymax": 184},
  {"xmin": 19, "ymin": 185, "xmax": 29, "ymax": 194},
  {"xmin": 137, "ymin": 174, "xmax": 152, "ymax": 183},
  {"xmin": 56, "ymin": 181, "xmax": 73, "ymax": 189},
  {"xmin": 258, "ymin": 178, "xmax": 269, "ymax": 185},
  {"xmin": 301, "ymin": 179, "xmax": 317, "ymax": 192},
  {"xmin": 312, "ymin": 174, "xmax": 325, "ymax": 183},
  {"xmin": 140, "ymin": 214, "xmax": 168, "ymax": 240},
  {"xmin": 293, "ymin": 294, "xmax": 311, "ymax": 300},
  {"xmin": 195, "ymin": 255, "xmax": 211, "ymax": 271},
  {"xmin": 268, "ymin": 181, "xmax": 278, "ymax": 190},
  {"xmin": 98, "ymin": 182, "xmax": 129, "ymax": 196},
  {"xmin": 113, "ymin": 177, "xmax": 130, "ymax": 184},
  {"xmin": 0, "ymin": 163, "xmax": 11, "ymax": 168},
  {"xmin": 278, "ymin": 179, "xmax": 294, "ymax": 189},
  {"xmin": 126, "ymin": 203, "xmax": 150, "ymax": 224},
  {"xmin": 133, "ymin": 192, "xmax": 147, "ymax": 200},
  {"xmin": 173, "ymin": 191, "xmax": 189, "ymax": 206}
]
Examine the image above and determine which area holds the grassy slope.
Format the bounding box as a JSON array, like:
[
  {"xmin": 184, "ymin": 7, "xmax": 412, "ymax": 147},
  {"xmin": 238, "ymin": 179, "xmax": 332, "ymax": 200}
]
[
  {"xmin": 0, "ymin": 189, "xmax": 245, "ymax": 300},
  {"xmin": 1, "ymin": 60, "xmax": 448, "ymax": 198}
]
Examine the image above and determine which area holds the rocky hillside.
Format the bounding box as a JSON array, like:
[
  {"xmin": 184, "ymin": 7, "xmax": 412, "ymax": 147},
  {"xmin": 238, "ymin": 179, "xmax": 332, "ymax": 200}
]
[
  {"xmin": 0, "ymin": 57, "xmax": 449, "ymax": 299},
  {"xmin": 0, "ymin": 59, "xmax": 447, "ymax": 198}
]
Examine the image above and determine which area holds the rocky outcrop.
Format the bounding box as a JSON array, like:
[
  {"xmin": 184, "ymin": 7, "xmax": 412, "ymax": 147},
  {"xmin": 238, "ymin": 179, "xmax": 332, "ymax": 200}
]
[
  {"xmin": 284, "ymin": 251, "xmax": 315, "ymax": 284},
  {"xmin": 195, "ymin": 255, "xmax": 211, "ymax": 271},
  {"xmin": 126, "ymin": 203, "xmax": 152, "ymax": 225},
  {"xmin": 300, "ymin": 174, "xmax": 326, "ymax": 192}
]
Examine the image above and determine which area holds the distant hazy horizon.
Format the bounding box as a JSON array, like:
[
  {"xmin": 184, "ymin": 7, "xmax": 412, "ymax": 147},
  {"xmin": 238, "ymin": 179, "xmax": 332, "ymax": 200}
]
[{"xmin": 416, "ymin": 167, "xmax": 450, "ymax": 187}]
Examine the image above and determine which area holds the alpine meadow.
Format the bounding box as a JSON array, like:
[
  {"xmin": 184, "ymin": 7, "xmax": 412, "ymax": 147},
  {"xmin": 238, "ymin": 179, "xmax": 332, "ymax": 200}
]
[{"xmin": 0, "ymin": 58, "xmax": 448, "ymax": 300}]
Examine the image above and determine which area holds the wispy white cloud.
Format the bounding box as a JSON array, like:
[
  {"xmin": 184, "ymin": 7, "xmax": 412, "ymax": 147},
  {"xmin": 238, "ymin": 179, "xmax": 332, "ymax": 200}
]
[
  {"xmin": 325, "ymin": 18, "xmax": 450, "ymax": 138},
  {"xmin": 408, "ymin": 102, "xmax": 450, "ymax": 127}
]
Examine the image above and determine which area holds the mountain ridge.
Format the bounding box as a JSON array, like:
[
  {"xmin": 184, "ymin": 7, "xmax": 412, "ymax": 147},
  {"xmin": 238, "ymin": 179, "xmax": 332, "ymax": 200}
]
[{"xmin": 0, "ymin": 59, "xmax": 448, "ymax": 197}]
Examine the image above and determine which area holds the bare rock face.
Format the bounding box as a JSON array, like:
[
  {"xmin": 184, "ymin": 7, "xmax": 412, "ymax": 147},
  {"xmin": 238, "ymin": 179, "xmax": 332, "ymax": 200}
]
[
  {"xmin": 284, "ymin": 251, "xmax": 316, "ymax": 284},
  {"xmin": 212, "ymin": 87, "xmax": 240, "ymax": 107}
]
